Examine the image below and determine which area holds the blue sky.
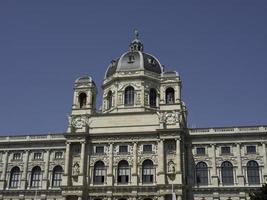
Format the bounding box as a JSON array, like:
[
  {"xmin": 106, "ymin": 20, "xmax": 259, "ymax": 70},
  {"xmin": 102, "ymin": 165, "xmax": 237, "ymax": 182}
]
[{"xmin": 0, "ymin": 0, "xmax": 267, "ymax": 135}]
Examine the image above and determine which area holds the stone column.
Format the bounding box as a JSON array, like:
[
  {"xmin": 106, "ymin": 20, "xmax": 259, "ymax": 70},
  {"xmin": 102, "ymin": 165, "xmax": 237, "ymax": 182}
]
[
  {"xmin": 42, "ymin": 149, "xmax": 50, "ymax": 189},
  {"xmin": 211, "ymin": 144, "xmax": 219, "ymax": 186},
  {"xmin": 236, "ymin": 143, "xmax": 244, "ymax": 185},
  {"xmin": 132, "ymin": 142, "xmax": 138, "ymax": 185},
  {"xmin": 262, "ymin": 142, "xmax": 267, "ymax": 182},
  {"xmin": 107, "ymin": 143, "xmax": 114, "ymax": 185},
  {"xmin": 157, "ymin": 139, "xmax": 165, "ymax": 184},
  {"xmin": 79, "ymin": 141, "xmax": 86, "ymax": 185},
  {"xmin": 176, "ymin": 139, "xmax": 181, "ymax": 172},
  {"xmin": 21, "ymin": 150, "xmax": 29, "ymax": 189},
  {"xmin": 63, "ymin": 142, "xmax": 71, "ymax": 186},
  {"xmin": 0, "ymin": 151, "xmax": 8, "ymax": 189},
  {"xmin": 80, "ymin": 142, "xmax": 86, "ymax": 174}
]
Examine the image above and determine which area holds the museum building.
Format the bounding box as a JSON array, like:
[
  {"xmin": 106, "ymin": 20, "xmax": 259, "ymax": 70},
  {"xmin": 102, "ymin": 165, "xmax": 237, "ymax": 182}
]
[{"xmin": 0, "ymin": 34, "xmax": 267, "ymax": 200}]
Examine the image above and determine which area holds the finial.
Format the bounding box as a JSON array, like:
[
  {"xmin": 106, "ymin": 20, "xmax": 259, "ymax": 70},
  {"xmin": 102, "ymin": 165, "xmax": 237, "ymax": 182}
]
[{"xmin": 134, "ymin": 29, "xmax": 139, "ymax": 40}]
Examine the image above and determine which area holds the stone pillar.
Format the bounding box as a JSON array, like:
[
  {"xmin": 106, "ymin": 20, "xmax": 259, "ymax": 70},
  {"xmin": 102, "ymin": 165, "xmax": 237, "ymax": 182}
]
[
  {"xmin": 0, "ymin": 151, "xmax": 8, "ymax": 189},
  {"xmin": 262, "ymin": 142, "xmax": 267, "ymax": 182},
  {"xmin": 80, "ymin": 142, "xmax": 86, "ymax": 174},
  {"xmin": 236, "ymin": 143, "xmax": 245, "ymax": 185},
  {"xmin": 176, "ymin": 139, "xmax": 181, "ymax": 172},
  {"xmin": 21, "ymin": 150, "xmax": 29, "ymax": 189},
  {"xmin": 107, "ymin": 143, "xmax": 114, "ymax": 185},
  {"xmin": 132, "ymin": 142, "xmax": 138, "ymax": 185},
  {"xmin": 42, "ymin": 149, "xmax": 50, "ymax": 189},
  {"xmin": 211, "ymin": 144, "xmax": 219, "ymax": 186},
  {"xmin": 63, "ymin": 142, "xmax": 71, "ymax": 186},
  {"xmin": 176, "ymin": 139, "xmax": 182, "ymax": 184},
  {"xmin": 78, "ymin": 141, "xmax": 86, "ymax": 185},
  {"xmin": 157, "ymin": 139, "xmax": 165, "ymax": 184}
]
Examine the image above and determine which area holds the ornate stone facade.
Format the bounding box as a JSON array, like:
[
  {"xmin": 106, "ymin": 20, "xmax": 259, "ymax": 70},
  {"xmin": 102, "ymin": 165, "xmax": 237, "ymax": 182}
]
[{"xmin": 0, "ymin": 34, "xmax": 266, "ymax": 200}]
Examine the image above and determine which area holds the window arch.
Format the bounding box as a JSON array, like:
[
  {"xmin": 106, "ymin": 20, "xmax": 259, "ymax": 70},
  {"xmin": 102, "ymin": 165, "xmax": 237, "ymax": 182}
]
[
  {"xmin": 165, "ymin": 87, "xmax": 175, "ymax": 104},
  {"xmin": 247, "ymin": 160, "xmax": 260, "ymax": 185},
  {"xmin": 94, "ymin": 161, "xmax": 106, "ymax": 185},
  {"xmin": 52, "ymin": 165, "xmax": 63, "ymax": 187},
  {"xmin": 149, "ymin": 88, "xmax": 157, "ymax": 108},
  {"xmin": 9, "ymin": 166, "xmax": 20, "ymax": 188},
  {"xmin": 142, "ymin": 159, "xmax": 155, "ymax": 183},
  {"xmin": 107, "ymin": 91, "xmax": 113, "ymax": 110},
  {"xmin": 31, "ymin": 166, "xmax": 42, "ymax": 188},
  {"xmin": 78, "ymin": 92, "xmax": 87, "ymax": 108},
  {"xmin": 117, "ymin": 160, "xmax": 130, "ymax": 184},
  {"xmin": 124, "ymin": 86, "xmax": 134, "ymax": 106},
  {"xmin": 221, "ymin": 161, "xmax": 234, "ymax": 185},
  {"xmin": 196, "ymin": 162, "xmax": 208, "ymax": 185}
]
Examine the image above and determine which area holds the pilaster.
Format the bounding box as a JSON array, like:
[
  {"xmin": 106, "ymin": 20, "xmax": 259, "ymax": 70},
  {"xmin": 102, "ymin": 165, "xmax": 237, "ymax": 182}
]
[
  {"xmin": 157, "ymin": 139, "xmax": 165, "ymax": 184},
  {"xmin": 211, "ymin": 144, "xmax": 219, "ymax": 186},
  {"xmin": 262, "ymin": 142, "xmax": 267, "ymax": 182},
  {"xmin": 131, "ymin": 142, "xmax": 138, "ymax": 185},
  {"xmin": 62, "ymin": 142, "xmax": 71, "ymax": 186},
  {"xmin": 21, "ymin": 150, "xmax": 29, "ymax": 189},
  {"xmin": 78, "ymin": 141, "xmax": 86, "ymax": 185},
  {"xmin": 0, "ymin": 151, "xmax": 8, "ymax": 189},
  {"xmin": 107, "ymin": 143, "xmax": 114, "ymax": 185},
  {"xmin": 42, "ymin": 149, "xmax": 51, "ymax": 189},
  {"xmin": 236, "ymin": 143, "xmax": 245, "ymax": 185}
]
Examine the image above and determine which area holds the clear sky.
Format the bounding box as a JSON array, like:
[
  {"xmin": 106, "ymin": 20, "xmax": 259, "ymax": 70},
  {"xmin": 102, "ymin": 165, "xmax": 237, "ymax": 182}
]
[{"xmin": 0, "ymin": 0, "xmax": 267, "ymax": 135}]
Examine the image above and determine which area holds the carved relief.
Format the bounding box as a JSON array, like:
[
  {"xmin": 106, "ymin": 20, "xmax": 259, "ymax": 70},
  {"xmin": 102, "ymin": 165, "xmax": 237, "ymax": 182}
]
[
  {"xmin": 72, "ymin": 162, "xmax": 80, "ymax": 176},
  {"xmin": 167, "ymin": 160, "xmax": 175, "ymax": 173},
  {"xmin": 157, "ymin": 111, "xmax": 180, "ymax": 125}
]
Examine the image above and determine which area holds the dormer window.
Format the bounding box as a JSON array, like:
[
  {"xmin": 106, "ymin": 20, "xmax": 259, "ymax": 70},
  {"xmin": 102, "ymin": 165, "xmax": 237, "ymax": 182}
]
[
  {"xmin": 165, "ymin": 87, "xmax": 175, "ymax": 104},
  {"xmin": 78, "ymin": 93, "xmax": 87, "ymax": 108},
  {"xmin": 124, "ymin": 86, "xmax": 134, "ymax": 106},
  {"xmin": 128, "ymin": 54, "xmax": 135, "ymax": 63}
]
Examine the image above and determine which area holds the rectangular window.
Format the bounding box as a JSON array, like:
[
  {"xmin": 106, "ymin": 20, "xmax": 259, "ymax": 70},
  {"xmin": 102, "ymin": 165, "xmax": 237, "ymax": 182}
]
[
  {"xmin": 166, "ymin": 140, "xmax": 176, "ymax": 153},
  {"xmin": 143, "ymin": 144, "xmax": 152, "ymax": 153},
  {"xmin": 95, "ymin": 146, "xmax": 104, "ymax": 154},
  {"xmin": 196, "ymin": 147, "xmax": 205, "ymax": 155},
  {"xmin": 33, "ymin": 152, "xmax": 42, "ymax": 160},
  {"xmin": 247, "ymin": 145, "xmax": 256, "ymax": 154},
  {"xmin": 13, "ymin": 153, "xmax": 21, "ymax": 160},
  {"xmin": 55, "ymin": 151, "xmax": 63, "ymax": 159},
  {"xmin": 119, "ymin": 145, "xmax": 128, "ymax": 154},
  {"xmin": 221, "ymin": 146, "xmax": 231, "ymax": 155}
]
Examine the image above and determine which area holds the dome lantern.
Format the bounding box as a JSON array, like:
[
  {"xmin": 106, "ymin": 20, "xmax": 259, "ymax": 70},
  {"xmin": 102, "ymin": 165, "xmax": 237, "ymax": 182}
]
[{"xmin": 129, "ymin": 29, "xmax": 144, "ymax": 52}]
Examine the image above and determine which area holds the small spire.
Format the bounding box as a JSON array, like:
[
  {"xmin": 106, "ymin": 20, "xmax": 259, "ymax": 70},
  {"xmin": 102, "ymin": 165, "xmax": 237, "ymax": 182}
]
[
  {"xmin": 129, "ymin": 29, "xmax": 144, "ymax": 52},
  {"xmin": 134, "ymin": 29, "xmax": 139, "ymax": 40}
]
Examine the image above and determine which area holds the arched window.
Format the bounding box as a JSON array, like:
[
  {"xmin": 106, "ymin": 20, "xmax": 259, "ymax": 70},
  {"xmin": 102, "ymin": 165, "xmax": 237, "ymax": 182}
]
[
  {"xmin": 196, "ymin": 162, "xmax": 208, "ymax": 185},
  {"xmin": 124, "ymin": 86, "xmax": 134, "ymax": 106},
  {"xmin": 94, "ymin": 161, "xmax": 106, "ymax": 185},
  {"xmin": 165, "ymin": 87, "xmax": 175, "ymax": 104},
  {"xmin": 247, "ymin": 160, "xmax": 260, "ymax": 185},
  {"xmin": 142, "ymin": 159, "xmax": 155, "ymax": 183},
  {"xmin": 149, "ymin": 88, "xmax": 157, "ymax": 108},
  {"xmin": 9, "ymin": 166, "xmax": 20, "ymax": 188},
  {"xmin": 107, "ymin": 91, "xmax": 113, "ymax": 110},
  {"xmin": 221, "ymin": 161, "xmax": 234, "ymax": 185},
  {"xmin": 78, "ymin": 92, "xmax": 87, "ymax": 108},
  {"xmin": 117, "ymin": 160, "xmax": 130, "ymax": 184},
  {"xmin": 31, "ymin": 166, "xmax": 42, "ymax": 188},
  {"xmin": 52, "ymin": 165, "xmax": 63, "ymax": 187}
]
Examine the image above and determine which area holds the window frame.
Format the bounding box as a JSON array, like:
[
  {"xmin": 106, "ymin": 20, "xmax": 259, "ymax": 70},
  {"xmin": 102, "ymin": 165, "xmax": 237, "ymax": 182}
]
[
  {"xmin": 52, "ymin": 166, "xmax": 63, "ymax": 187},
  {"xmin": 124, "ymin": 86, "xmax": 135, "ymax": 106},
  {"xmin": 196, "ymin": 147, "xmax": 206, "ymax": 156},
  {"xmin": 246, "ymin": 145, "xmax": 256, "ymax": 154}
]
